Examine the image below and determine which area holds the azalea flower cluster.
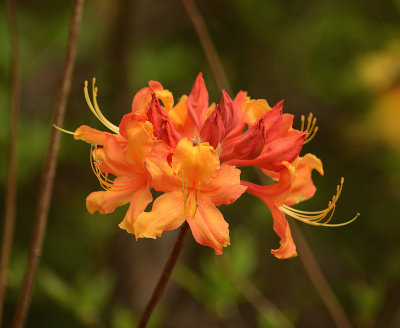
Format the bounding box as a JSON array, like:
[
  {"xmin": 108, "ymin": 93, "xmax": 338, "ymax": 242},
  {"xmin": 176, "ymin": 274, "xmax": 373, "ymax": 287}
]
[{"xmin": 73, "ymin": 73, "xmax": 357, "ymax": 259}]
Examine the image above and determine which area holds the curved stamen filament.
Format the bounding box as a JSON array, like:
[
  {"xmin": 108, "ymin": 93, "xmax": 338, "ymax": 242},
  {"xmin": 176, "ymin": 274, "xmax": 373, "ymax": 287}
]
[
  {"xmin": 84, "ymin": 79, "xmax": 119, "ymax": 134},
  {"xmin": 90, "ymin": 145, "xmax": 113, "ymax": 190},
  {"xmin": 53, "ymin": 124, "xmax": 75, "ymax": 135},
  {"xmin": 280, "ymin": 177, "xmax": 360, "ymax": 227},
  {"xmin": 301, "ymin": 112, "xmax": 319, "ymax": 144}
]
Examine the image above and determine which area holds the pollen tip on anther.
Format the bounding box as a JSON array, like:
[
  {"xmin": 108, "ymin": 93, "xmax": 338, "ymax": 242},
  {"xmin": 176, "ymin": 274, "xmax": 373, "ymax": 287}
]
[
  {"xmin": 84, "ymin": 80, "xmax": 88, "ymax": 87},
  {"xmin": 92, "ymin": 77, "xmax": 96, "ymax": 83}
]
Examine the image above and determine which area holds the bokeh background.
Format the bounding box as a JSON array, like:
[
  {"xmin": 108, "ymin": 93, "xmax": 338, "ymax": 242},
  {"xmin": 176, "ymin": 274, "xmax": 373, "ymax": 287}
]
[{"xmin": 1, "ymin": 0, "xmax": 400, "ymax": 327}]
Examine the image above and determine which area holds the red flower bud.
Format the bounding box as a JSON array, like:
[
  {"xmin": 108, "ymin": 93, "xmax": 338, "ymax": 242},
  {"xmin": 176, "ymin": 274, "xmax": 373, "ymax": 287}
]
[
  {"xmin": 147, "ymin": 93, "xmax": 168, "ymax": 137},
  {"xmin": 159, "ymin": 117, "xmax": 181, "ymax": 148},
  {"xmin": 219, "ymin": 90, "xmax": 238, "ymax": 137},
  {"xmin": 187, "ymin": 73, "xmax": 209, "ymax": 130},
  {"xmin": 220, "ymin": 101, "xmax": 284, "ymax": 162},
  {"xmin": 220, "ymin": 115, "xmax": 266, "ymax": 162},
  {"xmin": 200, "ymin": 105, "xmax": 225, "ymax": 149}
]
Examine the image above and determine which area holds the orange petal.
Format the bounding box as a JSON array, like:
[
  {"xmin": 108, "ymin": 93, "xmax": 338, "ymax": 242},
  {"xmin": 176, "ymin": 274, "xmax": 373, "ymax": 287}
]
[
  {"xmin": 172, "ymin": 138, "xmax": 220, "ymax": 186},
  {"xmin": 131, "ymin": 87, "xmax": 152, "ymax": 116},
  {"xmin": 126, "ymin": 120, "xmax": 154, "ymax": 167},
  {"xmin": 269, "ymin": 206, "xmax": 297, "ymax": 259},
  {"xmin": 202, "ymin": 165, "xmax": 247, "ymax": 206},
  {"xmin": 101, "ymin": 135, "xmax": 132, "ymax": 175},
  {"xmin": 242, "ymin": 163, "xmax": 297, "ymax": 259},
  {"xmin": 74, "ymin": 125, "xmax": 112, "ymax": 145},
  {"xmin": 187, "ymin": 197, "xmax": 230, "ymax": 255},
  {"xmin": 86, "ymin": 176, "xmax": 142, "ymax": 214},
  {"xmin": 145, "ymin": 141, "xmax": 181, "ymax": 192},
  {"xmin": 134, "ymin": 191, "xmax": 185, "ymax": 239},
  {"xmin": 119, "ymin": 184, "xmax": 153, "ymax": 234},
  {"xmin": 285, "ymin": 154, "xmax": 324, "ymax": 206},
  {"xmin": 131, "ymin": 81, "xmax": 164, "ymax": 115}
]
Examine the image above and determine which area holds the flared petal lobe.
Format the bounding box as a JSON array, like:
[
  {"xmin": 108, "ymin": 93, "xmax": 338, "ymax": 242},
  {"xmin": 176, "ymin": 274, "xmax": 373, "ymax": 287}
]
[
  {"xmin": 86, "ymin": 176, "xmax": 146, "ymax": 214},
  {"xmin": 201, "ymin": 165, "xmax": 247, "ymax": 206},
  {"xmin": 188, "ymin": 197, "xmax": 230, "ymax": 255},
  {"xmin": 285, "ymin": 154, "xmax": 324, "ymax": 206},
  {"xmin": 134, "ymin": 191, "xmax": 186, "ymax": 239},
  {"xmin": 242, "ymin": 163, "xmax": 297, "ymax": 259},
  {"xmin": 119, "ymin": 184, "xmax": 153, "ymax": 234}
]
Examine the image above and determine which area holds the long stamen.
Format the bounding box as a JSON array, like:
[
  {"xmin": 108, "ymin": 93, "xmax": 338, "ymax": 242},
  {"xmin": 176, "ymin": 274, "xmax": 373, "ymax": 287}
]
[
  {"xmin": 91, "ymin": 78, "xmax": 119, "ymax": 133},
  {"xmin": 53, "ymin": 124, "xmax": 75, "ymax": 135},
  {"xmin": 280, "ymin": 177, "xmax": 360, "ymax": 227},
  {"xmin": 300, "ymin": 112, "xmax": 319, "ymax": 144},
  {"xmin": 84, "ymin": 79, "xmax": 119, "ymax": 134}
]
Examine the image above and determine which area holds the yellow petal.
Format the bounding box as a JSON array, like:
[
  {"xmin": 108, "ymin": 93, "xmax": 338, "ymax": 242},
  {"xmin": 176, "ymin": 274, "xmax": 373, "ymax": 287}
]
[
  {"xmin": 155, "ymin": 89, "xmax": 174, "ymax": 111},
  {"xmin": 134, "ymin": 191, "xmax": 185, "ymax": 239},
  {"xmin": 172, "ymin": 138, "xmax": 220, "ymax": 186},
  {"xmin": 243, "ymin": 99, "xmax": 271, "ymax": 126}
]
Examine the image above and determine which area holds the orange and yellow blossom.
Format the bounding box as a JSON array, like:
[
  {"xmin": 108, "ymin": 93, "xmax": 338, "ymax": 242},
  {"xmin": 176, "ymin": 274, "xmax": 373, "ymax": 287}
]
[
  {"xmin": 134, "ymin": 138, "xmax": 247, "ymax": 255},
  {"xmin": 68, "ymin": 75, "xmax": 357, "ymax": 258}
]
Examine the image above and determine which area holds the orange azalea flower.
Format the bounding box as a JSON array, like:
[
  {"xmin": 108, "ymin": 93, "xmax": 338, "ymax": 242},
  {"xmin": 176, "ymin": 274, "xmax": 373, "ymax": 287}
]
[
  {"xmin": 134, "ymin": 138, "xmax": 247, "ymax": 255},
  {"xmin": 67, "ymin": 74, "xmax": 357, "ymax": 258}
]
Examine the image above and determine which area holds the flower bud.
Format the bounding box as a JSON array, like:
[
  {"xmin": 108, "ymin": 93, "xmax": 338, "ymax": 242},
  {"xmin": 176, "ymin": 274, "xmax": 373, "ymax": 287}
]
[{"xmin": 200, "ymin": 105, "xmax": 225, "ymax": 149}]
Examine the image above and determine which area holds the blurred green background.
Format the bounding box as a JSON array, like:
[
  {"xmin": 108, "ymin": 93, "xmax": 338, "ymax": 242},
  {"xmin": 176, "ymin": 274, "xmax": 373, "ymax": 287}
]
[{"xmin": 1, "ymin": 0, "xmax": 400, "ymax": 327}]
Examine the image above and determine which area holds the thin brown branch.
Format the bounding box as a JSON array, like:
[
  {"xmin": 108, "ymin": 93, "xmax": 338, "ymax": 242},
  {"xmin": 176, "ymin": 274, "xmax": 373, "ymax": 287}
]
[
  {"xmin": 137, "ymin": 222, "xmax": 189, "ymax": 328},
  {"xmin": 180, "ymin": 0, "xmax": 231, "ymax": 94},
  {"xmin": 12, "ymin": 1, "xmax": 84, "ymax": 327},
  {"xmin": 289, "ymin": 221, "xmax": 353, "ymax": 328},
  {"xmin": 0, "ymin": 0, "xmax": 20, "ymax": 325}
]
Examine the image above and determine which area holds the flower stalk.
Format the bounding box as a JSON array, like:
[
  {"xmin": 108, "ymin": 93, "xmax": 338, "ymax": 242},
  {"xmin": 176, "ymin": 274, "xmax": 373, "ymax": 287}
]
[{"xmin": 137, "ymin": 222, "xmax": 189, "ymax": 328}]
